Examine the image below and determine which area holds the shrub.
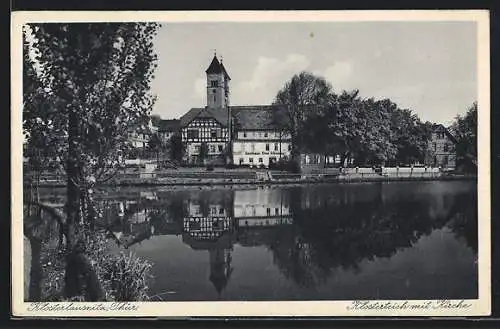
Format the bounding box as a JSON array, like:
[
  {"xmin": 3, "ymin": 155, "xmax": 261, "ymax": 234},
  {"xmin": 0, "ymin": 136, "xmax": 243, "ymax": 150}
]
[
  {"xmin": 269, "ymin": 159, "xmax": 300, "ymax": 173},
  {"xmin": 100, "ymin": 251, "xmax": 153, "ymax": 301}
]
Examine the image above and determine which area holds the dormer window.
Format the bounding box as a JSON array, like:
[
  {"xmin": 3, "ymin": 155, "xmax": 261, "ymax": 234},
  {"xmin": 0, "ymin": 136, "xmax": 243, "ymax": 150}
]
[{"xmin": 211, "ymin": 80, "xmax": 218, "ymax": 87}]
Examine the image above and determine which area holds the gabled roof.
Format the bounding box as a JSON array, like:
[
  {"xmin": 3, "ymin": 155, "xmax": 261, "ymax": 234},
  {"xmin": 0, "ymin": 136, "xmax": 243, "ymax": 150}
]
[
  {"xmin": 432, "ymin": 124, "xmax": 457, "ymax": 143},
  {"xmin": 231, "ymin": 105, "xmax": 290, "ymax": 130},
  {"xmin": 205, "ymin": 55, "xmax": 231, "ymax": 80},
  {"xmin": 180, "ymin": 107, "xmax": 230, "ymax": 128},
  {"xmin": 158, "ymin": 119, "xmax": 180, "ymax": 133}
]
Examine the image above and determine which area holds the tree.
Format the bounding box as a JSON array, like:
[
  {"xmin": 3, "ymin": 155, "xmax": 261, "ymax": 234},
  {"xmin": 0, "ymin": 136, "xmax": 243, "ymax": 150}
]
[
  {"xmin": 148, "ymin": 132, "xmax": 162, "ymax": 165},
  {"xmin": 329, "ymin": 90, "xmax": 365, "ymax": 166},
  {"xmin": 357, "ymin": 98, "xmax": 397, "ymax": 166},
  {"xmin": 273, "ymin": 72, "xmax": 334, "ymax": 163},
  {"xmin": 389, "ymin": 109, "xmax": 428, "ymax": 165},
  {"xmin": 450, "ymin": 102, "xmax": 477, "ymax": 172},
  {"xmin": 167, "ymin": 133, "xmax": 185, "ymax": 163},
  {"xmin": 24, "ymin": 22, "xmax": 160, "ymax": 299},
  {"xmin": 150, "ymin": 114, "xmax": 162, "ymax": 127}
]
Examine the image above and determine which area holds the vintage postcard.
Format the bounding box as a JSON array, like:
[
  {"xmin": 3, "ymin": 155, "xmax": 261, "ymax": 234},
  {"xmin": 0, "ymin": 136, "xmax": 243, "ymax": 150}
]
[{"xmin": 11, "ymin": 10, "xmax": 490, "ymax": 317}]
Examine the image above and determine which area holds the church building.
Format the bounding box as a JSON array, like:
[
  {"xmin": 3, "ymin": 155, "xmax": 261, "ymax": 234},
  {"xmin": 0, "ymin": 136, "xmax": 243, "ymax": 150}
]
[
  {"xmin": 180, "ymin": 54, "xmax": 291, "ymax": 166},
  {"xmin": 180, "ymin": 55, "xmax": 232, "ymax": 165}
]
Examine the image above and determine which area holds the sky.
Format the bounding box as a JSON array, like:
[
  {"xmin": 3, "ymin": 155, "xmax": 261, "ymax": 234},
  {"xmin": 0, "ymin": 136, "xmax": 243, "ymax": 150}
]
[{"xmin": 150, "ymin": 21, "xmax": 477, "ymax": 125}]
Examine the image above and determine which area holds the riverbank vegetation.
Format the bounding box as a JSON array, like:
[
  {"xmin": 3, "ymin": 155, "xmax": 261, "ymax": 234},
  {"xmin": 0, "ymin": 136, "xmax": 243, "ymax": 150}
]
[
  {"xmin": 273, "ymin": 72, "xmax": 478, "ymax": 170},
  {"xmin": 23, "ymin": 22, "xmax": 160, "ymax": 301}
]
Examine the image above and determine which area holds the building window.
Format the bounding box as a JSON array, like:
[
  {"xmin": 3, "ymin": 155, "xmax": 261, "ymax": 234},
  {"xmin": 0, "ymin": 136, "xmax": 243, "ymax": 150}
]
[
  {"xmin": 259, "ymin": 158, "xmax": 263, "ymax": 163},
  {"xmin": 187, "ymin": 129, "xmax": 199, "ymax": 139},
  {"xmin": 265, "ymin": 144, "xmax": 269, "ymax": 151},
  {"xmin": 274, "ymin": 143, "xmax": 279, "ymax": 151},
  {"xmin": 194, "ymin": 145, "xmax": 200, "ymax": 152},
  {"xmin": 444, "ymin": 144, "xmax": 448, "ymax": 152},
  {"xmin": 251, "ymin": 143, "xmax": 255, "ymax": 152},
  {"xmin": 433, "ymin": 142, "xmax": 437, "ymax": 151},
  {"xmin": 213, "ymin": 95, "xmax": 216, "ymax": 102},
  {"xmin": 218, "ymin": 145, "xmax": 223, "ymax": 152},
  {"xmin": 249, "ymin": 158, "xmax": 254, "ymax": 163},
  {"xmin": 211, "ymin": 129, "xmax": 217, "ymax": 138},
  {"xmin": 444, "ymin": 155, "xmax": 448, "ymax": 165},
  {"xmin": 239, "ymin": 158, "xmax": 244, "ymax": 165},
  {"xmin": 264, "ymin": 132, "xmax": 268, "ymax": 138},
  {"xmin": 288, "ymin": 144, "xmax": 292, "ymax": 151},
  {"xmin": 243, "ymin": 132, "xmax": 247, "ymax": 138},
  {"xmin": 266, "ymin": 208, "xmax": 271, "ymax": 216},
  {"xmin": 210, "ymin": 145, "xmax": 216, "ymax": 153},
  {"xmin": 219, "ymin": 208, "xmax": 224, "ymax": 215},
  {"xmin": 211, "ymin": 80, "xmax": 218, "ymax": 87},
  {"xmin": 275, "ymin": 208, "xmax": 279, "ymax": 215}
]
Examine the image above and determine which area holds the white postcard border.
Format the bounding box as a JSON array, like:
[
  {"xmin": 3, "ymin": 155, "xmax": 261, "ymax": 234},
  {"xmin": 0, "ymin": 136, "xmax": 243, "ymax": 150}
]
[{"xmin": 11, "ymin": 10, "xmax": 491, "ymax": 317}]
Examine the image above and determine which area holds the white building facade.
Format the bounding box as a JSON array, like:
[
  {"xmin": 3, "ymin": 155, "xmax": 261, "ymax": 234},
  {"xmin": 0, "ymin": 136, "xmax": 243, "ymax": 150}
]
[
  {"xmin": 231, "ymin": 105, "xmax": 291, "ymax": 167},
  {"xmin": 233, "ymin": 189, "xmax": 292, "ymax": 228}
]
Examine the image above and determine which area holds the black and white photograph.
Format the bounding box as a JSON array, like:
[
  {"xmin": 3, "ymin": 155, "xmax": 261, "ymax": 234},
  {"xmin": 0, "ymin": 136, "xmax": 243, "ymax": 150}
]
[{"xmin": 11, "ymin": 11, "xmax": 490, "ymax": 317}]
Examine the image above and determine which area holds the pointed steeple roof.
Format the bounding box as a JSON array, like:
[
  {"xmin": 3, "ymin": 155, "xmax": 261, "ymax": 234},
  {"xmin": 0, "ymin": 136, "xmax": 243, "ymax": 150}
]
[
  {"xmin": 205, "ymin": 55, "xmax": 223, "ymax": 74},
  {"xmin": 205, "ymin": 55, "xmax": 231, "ymax": 80},
  {"xmin": 220, "ymin": 62, "xmax": 231, "ymax": 81}
]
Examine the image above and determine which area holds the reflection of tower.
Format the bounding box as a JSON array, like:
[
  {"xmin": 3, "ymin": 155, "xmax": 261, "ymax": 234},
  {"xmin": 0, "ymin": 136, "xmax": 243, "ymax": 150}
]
[
  {"xmin": 182, "ymin": 196, "xmax": 235, "ymax": 297},
  {"xmin": 209, "ymin": 248, "xmax": 233, "ymax": 296}
]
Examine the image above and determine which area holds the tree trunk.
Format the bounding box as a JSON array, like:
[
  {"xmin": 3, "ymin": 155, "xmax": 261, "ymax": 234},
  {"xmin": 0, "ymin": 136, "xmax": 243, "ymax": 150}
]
[
  {"xmin": 65, "ymin": 108, "xmax": 82, "ymax": 298},
  {"xmin": 27, "ymin": 237, "xmax": 42, "ymax": 301}
]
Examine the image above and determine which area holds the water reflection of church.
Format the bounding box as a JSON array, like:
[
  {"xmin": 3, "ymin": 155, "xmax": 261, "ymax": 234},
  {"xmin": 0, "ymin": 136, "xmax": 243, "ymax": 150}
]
[{"xmin": 179, "ymin": 188, "xmax": 293, "ymax": 296}]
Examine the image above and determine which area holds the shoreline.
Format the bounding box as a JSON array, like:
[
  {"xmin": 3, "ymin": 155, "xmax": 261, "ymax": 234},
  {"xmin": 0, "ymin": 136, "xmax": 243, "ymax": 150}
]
[{"xmin": 24, "ymin": 174, "xmax": 477, "ymax": 188}]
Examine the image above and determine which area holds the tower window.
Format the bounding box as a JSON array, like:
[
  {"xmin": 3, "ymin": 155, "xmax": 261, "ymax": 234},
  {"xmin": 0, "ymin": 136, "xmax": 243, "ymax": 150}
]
[
  {"xmin": 211, "ymin": 80, "xmax": 218, "ymax": 87},
  {"xmin": 213, "ymin": 95, "xmax": 216, "ymax": 102}
]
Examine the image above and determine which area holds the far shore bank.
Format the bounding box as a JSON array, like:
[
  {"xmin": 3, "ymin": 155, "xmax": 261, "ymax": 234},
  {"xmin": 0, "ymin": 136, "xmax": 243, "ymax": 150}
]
[{"xmin": 24, "ymin": 173, "xmax": 477, "ymax": 188}]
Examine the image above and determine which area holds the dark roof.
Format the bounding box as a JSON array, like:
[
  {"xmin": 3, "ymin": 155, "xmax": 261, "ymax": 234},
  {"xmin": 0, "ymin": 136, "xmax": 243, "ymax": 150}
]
[
  {"xmin": 432, "ymin": 124, "xmax": 457, "ymax": 143},
  {"xmin": 231, "ymin": 105, "xmax": 290, "ymax": 130},
  {"xmin": 205, "ymin": 55, "xmax": 231, "ymax": 80},
  {"xmin": 220, "ymin": 62, "xmax": 231, "ymax": 80},
  {"xmin": 158, "ymin": 119, "xmax": 180, "ymax": 133},
  {"xmin": 180, "ymin": 107, "xmax": 230, "ymax": 128}
]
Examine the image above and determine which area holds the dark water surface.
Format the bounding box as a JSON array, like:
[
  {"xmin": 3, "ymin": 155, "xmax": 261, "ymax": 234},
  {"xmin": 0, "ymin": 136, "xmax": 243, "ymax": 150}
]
[{"xmin": 37, "ymin": 180, "xmax": 478, "ymax": 301}]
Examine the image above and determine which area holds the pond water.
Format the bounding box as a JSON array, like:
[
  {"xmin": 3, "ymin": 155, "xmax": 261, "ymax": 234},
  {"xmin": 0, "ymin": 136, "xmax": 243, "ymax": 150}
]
[{"xmin": 36, "ymin": 180, "xmax": 478, "ymax": 301}]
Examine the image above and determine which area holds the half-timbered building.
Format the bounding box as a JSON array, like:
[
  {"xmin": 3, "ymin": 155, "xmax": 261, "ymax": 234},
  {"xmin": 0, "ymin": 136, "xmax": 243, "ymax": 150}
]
[
  {"xmin": 424, "ymin": 124, "xmax": 457, "ymax": 171},
  {"xmin": 180, "ymin": 54, "xmax": 232, "ymax": 164}
]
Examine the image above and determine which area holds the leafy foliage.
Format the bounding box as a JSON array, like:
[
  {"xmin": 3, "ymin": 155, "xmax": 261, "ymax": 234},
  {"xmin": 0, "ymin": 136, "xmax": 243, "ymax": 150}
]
[
  {"xmin": 274, "ymin": 71, "xmax": 435, "ymax": 166},
  {"xmin": 24, "ymin": 23, "xmax": 160, "ymax": 184},
  {"xmin": 450, "ymin": 102, "xmax": 477, "ymax": 171},
  {"xmin": 167, "ymin": 133, "xmax": 185, "ymax": 162},
  {"xmin": 23, "ymin": 23, "xmax": 160, "ymax": 299},
  {"xmin": 273, "ymin": 71, "xmax": 334, "ymax": 160}
]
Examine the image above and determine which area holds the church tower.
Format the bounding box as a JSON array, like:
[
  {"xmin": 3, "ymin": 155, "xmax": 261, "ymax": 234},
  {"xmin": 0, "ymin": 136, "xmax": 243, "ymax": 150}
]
[{"xmin": 205, "ymin": 53, "xmax": 231, "ymax": 109}]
